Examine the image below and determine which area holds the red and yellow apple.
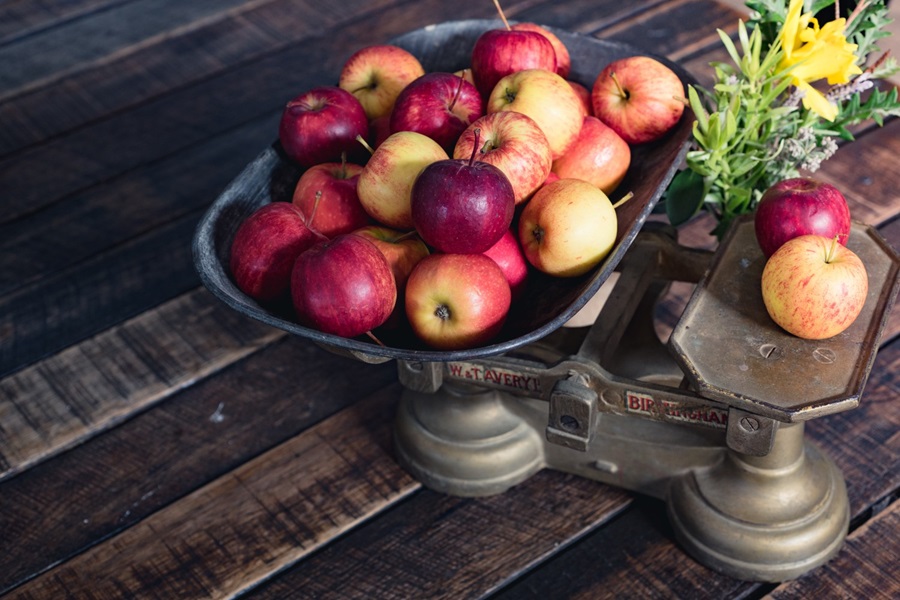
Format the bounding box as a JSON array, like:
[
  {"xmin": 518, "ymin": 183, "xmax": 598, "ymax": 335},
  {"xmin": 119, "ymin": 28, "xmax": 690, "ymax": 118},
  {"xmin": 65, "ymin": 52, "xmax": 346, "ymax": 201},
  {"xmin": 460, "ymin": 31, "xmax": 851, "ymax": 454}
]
[
  {"xmin": 761, "ymin": 235, "xmax": 868, "ymax": 340},
  {"xmin": 518, "ymin": 178, "xmax": 618, "ymax": 277},
  {"xmin": 551, "ymin": 115, "xmax": 631, "ymax": 194},
  {"xmin": 338, "ymin": 44, "xmax": 425, "ymax": 120},
  {"xmin": 452, "ymin": 111, "xmax": 552, "ymax": 205},
  {"xmin": 357, "ymin": 131, "xmax": 449, "ymax": 230},
  {"xmin": 511, "ymin": 22, "xmax": 571, "ymax": 78},
  {"xmin": 592, "ymin": 56, "xmax": 685, "ymax": 145},
  {"xmin": 405, "ymin": 253, "xmax": 512, "ymax": 350},
  {"xmin": 291, "ymin": 161, "xmax": 370, "ymax": 237},
  {"xmin": 488, "ymin": 68, "xmax": 583, "ymax": 160}
]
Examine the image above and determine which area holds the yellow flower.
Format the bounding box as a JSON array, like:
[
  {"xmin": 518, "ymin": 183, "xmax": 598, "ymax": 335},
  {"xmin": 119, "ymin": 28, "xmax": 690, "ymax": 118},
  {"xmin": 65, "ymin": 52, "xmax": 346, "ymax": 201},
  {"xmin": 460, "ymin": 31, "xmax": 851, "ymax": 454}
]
[{"xmin": 778, "ymin": 0, "xmax": 862, "ymax": 121}]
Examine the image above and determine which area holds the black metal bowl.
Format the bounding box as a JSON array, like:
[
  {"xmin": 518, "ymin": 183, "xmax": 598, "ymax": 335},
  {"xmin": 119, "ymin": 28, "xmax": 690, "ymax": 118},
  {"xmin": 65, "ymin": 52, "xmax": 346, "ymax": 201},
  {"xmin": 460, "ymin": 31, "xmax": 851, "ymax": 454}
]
[{"xmin": 192, "ymin": 19, "xmax": 697, "ymax": 363}]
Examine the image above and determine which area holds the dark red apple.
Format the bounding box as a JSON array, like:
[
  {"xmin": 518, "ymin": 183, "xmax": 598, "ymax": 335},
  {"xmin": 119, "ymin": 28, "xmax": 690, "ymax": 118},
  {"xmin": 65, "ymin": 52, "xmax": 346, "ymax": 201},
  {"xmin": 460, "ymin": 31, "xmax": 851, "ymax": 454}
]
[
  {"xmin": 291, "ymin": 161, "xmax": 371, "ymax": 237},
  {"xmin": 483, "ymin": 228, "xmax": 529, "ymax": 299},
  {"xmin": 290, "ymin": 234, "xmax": 396, "ymax": 338},
  {"xmin": 470, "ymin": 28, "xmax": 556, "ymax": 98},
  {"xmin": 389, "ymin": 72, "xmax": 484, "ymax": 151},
  {"xmin": 229, "ymin": 203, "xmax": 325, "ymax": 303},
  {"xmin": 410, "ymin": 131, "xmax": 515, "ymax": 254},
  {"xmin": 754, "ymin": 178, "xmax": 852, "ymax": 258},
  {"xmin": 278, "ymin": 86, "xmax": 369, "ymax": 167}
]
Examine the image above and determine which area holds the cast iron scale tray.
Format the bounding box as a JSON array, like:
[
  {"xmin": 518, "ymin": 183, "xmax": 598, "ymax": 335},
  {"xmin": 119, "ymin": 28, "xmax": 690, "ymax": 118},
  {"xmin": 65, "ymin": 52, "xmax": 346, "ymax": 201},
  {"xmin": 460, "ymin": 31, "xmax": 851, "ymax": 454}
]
[{"xmin": 192, "ymin": 19, "xmax": 696, "ymax": 363}]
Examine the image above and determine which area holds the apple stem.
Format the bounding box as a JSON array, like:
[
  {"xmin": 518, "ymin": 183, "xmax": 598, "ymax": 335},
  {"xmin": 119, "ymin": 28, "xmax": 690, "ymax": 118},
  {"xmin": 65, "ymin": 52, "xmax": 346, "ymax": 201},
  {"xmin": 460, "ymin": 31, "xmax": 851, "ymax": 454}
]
[
  {"xmin": 309, "ymin": 190, "xmax": 323, "ymax": 225},
  {"xmin": 356, "ymin": 135, "xmax": 375, "ymax": 156},
  {"xmin": 448, "ymin": 73, "xmax": 465, "ymax": 112},
  {"xmin": 612, "ymin": 191, "xmax": 634, "ymax": 209},
  {"xmin": 610, "ymin": 72, "xmax": 628, "ymax": 100},
  {"xmin": 492, "ymin": 0, "xmax": 511, "ymax": 30},
  {"xmin": 365, "ymin": 330, "xmax": 386, "ymax": 346},
  {"xmin": 468, "ymin": 128, "xmax": 482, "ymax": 166},
  {"xmin": 825, "ymin": 234, "xmax": 840, "ymax": 264}
]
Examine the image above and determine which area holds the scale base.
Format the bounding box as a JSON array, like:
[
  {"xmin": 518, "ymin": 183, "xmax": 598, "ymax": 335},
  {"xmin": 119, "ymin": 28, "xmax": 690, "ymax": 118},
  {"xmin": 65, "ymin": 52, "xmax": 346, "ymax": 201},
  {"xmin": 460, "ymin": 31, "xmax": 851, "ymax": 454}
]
[{"xmin": 394, "ymin": 386, "xmax": 850, "ymax": 582}]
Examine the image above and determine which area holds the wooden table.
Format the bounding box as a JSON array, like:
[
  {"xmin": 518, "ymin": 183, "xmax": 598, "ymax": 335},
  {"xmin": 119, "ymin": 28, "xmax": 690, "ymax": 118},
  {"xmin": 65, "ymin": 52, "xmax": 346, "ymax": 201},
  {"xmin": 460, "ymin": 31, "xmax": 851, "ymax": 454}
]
[{"xmin": 2, "ymin": 0, "xmax": 898, "ymax": 597}]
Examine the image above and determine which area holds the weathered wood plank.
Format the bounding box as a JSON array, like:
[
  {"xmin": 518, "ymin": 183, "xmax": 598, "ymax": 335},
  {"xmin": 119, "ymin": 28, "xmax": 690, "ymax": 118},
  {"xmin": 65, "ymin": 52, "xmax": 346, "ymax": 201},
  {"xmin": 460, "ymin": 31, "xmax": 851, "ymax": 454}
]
[
  {"xmin": 0, "ymin": 0, "xmax": 403, "ymax": 157},
  {"xmin": 602, "ymin": 0, "xmax": 742, "ymax": 61},
  {"xmin": 767, "ymin": 500, "xmax": 900, "ymax": 599},
  {"xmin": 0, "ymin": 0, "xmax": 273, "ymax": 99},
  {"xmin": 248, "ymin": 473, "xmax": 631, "ymax": 600},
  {"xmin": 0, "ymin": 338, "xmax": 397, "ymax": 594},
  {"xmin": 0, "ymin": 287, "xmax": 283, "ymax": 482},
  {"xmin": 3, "ymin": 382, "xmax": 413, "ymax": 599},
  {"xmin": 0, "ymin": 0, "xmax": 130, "ymax": 46}
]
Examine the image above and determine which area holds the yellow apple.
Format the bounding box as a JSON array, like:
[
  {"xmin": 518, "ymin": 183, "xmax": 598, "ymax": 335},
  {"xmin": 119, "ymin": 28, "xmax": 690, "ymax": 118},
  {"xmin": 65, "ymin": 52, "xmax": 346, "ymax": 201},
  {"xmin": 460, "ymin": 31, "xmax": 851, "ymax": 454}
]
[
  {"xmin": 487, "ymin": 69, "xmax": 583, "ymax": 160},
  {"xmin": 518, "ymin": 178, "xmax": 618, "ymax": 277}
]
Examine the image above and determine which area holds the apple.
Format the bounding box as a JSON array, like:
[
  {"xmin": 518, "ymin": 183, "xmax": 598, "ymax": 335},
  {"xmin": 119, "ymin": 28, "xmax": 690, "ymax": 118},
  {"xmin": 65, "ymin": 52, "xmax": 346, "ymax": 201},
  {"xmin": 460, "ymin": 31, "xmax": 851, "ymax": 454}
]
[
  {"xmin": 487, "ymin": 68, "xmax": 583, "ymax": 160},
  {"xmin": 551, "ymin": 115, "xmax": 631, "ymax": 194},
  {"xmin": 278, "ymin": 86, "xmax": 369, "ymax": 167},
  {"xmin": 591, "ymin": 55, "xmax": 685, "ymax": 145},
  {"xmin": 291, "ymin": 233, "xmax": 396, "ymax": 338},
  {"xmin": 511, "ymin": 22, "xmax": 571, "ymax": 78},
  {"xmin": 369, "ymin": 114, "xmax": 393, "ymax": 149},
  {"xmin": 357, "ymin": 131, "xmax": 449, "ymax": 230},
  {"xmin": 405, "ymin": 253, "xmax": 512, "ymax": 350},
  {"xmin": 454, "ymin": 68, "xmax": 476, "ymax": 86},
  {"xmin": 543, "ymin": 170, "xmax": 560, "ymax": 186},
  {"xmin": 470, "ymin": 27, "xmax": 557, "ymax": 98},
  {"xmin": 568, "ymin": 80, "xmax": 592, "ymax": 116},
  {"xmin": 291, "ymin": 161, "xmax": 371, "ymax": 237},
  {"xmin": 410, "ymin": 132, "xmax": 516, "ymax": 254},
  {"xmin": 338, "ymin": 44, "xmax": 425, "ymax": 120},
  {"xmin": 754, "ymin": 177, "xmax": 852, "ymax": 258},
  {"xmin": 484, "ymin": 228, "xmax": 529, "ymax": 299},
  {"xmin": 353, "ymin": 226, "xmax": 430, "ymax": 292},
  {"xmin": 761, "ymin": 235, "xmax": 868, "ymax": 340},
  {"xmin": 229, "ymin": 203, "xmax": 325, "ymax": 303},
  {"xmin": 389, "ymin": 72, "xmax": 484, "ymax": 151},
  {"xmin": 518, "ymin": 178, "xmax": 618, "ymax": 277},
  {"xmin": 452, "ymin": 111, "xmax": 552, "ymax": 205}
]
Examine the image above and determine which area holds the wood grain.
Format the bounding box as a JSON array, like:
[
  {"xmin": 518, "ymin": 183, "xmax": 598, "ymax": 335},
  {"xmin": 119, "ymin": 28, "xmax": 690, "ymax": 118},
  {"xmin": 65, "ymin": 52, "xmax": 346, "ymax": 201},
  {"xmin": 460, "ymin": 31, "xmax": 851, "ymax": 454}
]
[
  {"xmin": 0, "ymin": 287, "xmax": 283, "ymax": 481},
  {"xmin": 4, "ymin": 383, "xmax": 414, "ymax": 599},
  {"xmin": 0, "ymin": 0, "xmax": 130, "ymax": 46},
  {"xmin": 0, "ymin": 338, "xmax": 396, "ymax": 594},
  {"xmin": 767, "ymin": 500, "xmax": 900, "ymax": 599}
]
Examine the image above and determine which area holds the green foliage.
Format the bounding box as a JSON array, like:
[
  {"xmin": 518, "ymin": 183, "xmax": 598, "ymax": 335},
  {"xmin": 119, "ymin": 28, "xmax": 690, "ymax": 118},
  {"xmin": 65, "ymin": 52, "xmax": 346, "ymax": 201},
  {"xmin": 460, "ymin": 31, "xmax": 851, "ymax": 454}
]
[{"xmin": 666, "ymin": 0, "xmax": 900, "ymax": 237}]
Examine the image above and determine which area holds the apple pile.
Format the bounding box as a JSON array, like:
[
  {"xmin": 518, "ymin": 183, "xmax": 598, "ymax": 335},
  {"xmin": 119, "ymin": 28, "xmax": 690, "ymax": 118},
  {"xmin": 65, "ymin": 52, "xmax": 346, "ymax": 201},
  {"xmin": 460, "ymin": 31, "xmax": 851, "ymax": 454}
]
[
  {"xmin": 755, "ymin": 177, "xmax": 868, "ymax": 340},
  {"xmin": 229, "ymin": 12, "xmax": 686, "ymax": 351}
]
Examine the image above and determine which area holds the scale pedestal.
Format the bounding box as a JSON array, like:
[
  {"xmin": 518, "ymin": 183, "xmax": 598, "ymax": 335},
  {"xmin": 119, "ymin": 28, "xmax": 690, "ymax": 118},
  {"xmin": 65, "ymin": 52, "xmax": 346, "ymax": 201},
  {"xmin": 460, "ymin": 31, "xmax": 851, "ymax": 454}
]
[{"xmin": 393, "ymin": 218, "xmax": 900, "ymax": 582}]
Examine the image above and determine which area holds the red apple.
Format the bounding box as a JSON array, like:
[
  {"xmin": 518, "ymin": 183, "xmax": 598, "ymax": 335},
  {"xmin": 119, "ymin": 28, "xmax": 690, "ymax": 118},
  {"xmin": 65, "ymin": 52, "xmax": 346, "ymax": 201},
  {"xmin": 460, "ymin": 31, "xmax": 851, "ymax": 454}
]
[
  {"xmin": 389, "ymin": 72, "xmax": 484, "ymax": 151},
  {"xmin": 470, "ymin": 28, "xmax": 557, "ymax": 98},
  {"xmin": 357, "ymin": 131, "xmax": 449, "ymax": 230},
  {"xmin": 568, "ymin": 80, "xmax": 592, "ymax": 116},
  {"xmin": 405, "ymin": 253, "xmax": 512, "ymax": 350},
  {"xmin": 551, "ymin": 115, "xmax": 631, "ymax": 194},
  {"xmin": 229, "ymin": 203, "xmax": 325, "ymax": 303},
  {"xmin": 291, "ymin": 234, "xmax": 396, "ymax": 337},
  {"xmin": 278, "ymin": 86, "xmax": 369, "ymax": 167},
  {"xmin": 511, "ymin": 22, "xmax": 571, "ymax": 78},
  {"xmin": 754, "ymin": 177, "xmax": 852, "ymax": 258},
  {"xmin": 761, "ymin": 235, "xmax": 868, "ymax": 339},
  {"xmin": 518, "ymin": 178, "xmax": 618, "ymax": 277},
  {"xmin": 487, "ymin": 68, "xmax": 583, "ymax": 160},
  {"xmin": 353, "ymin": 226, "xmax": 430, "ymax": 292},
  {"xmin": 484, "ymin": 228, "xmax": 529, "ymax": 299},
  {"xmin": 338, "ymin": 45, "xmax": 425, "ymax": 120},
  {"xmin": 291, "ymin": 161, "xmax": 371, "ymax": 237},
  {"xmin": 452, "ymin": 111, "xmax": 552, "ymax": 205},
  {"xmin": 410, "ymin": 134, "xmax": 516, "ymax": 254},
  {"xmin": 591, "ymin": 56, "xmax": 685, "ymax": 145},
  {"xmin": 369, "ymin": 114, "xmax": 393, "ymax": 149}
]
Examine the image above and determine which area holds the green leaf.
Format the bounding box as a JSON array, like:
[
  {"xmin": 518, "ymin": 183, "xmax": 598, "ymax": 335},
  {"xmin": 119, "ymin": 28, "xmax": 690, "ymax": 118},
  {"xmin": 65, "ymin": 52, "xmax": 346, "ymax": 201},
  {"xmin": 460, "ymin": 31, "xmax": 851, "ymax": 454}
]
[
  {"xmin": 664, "ymin": 169, "xmax": 706, "ymax": 226},
  {"xmin": 717, "ymin": 29, "xmax": 742, "ymax": 68}
]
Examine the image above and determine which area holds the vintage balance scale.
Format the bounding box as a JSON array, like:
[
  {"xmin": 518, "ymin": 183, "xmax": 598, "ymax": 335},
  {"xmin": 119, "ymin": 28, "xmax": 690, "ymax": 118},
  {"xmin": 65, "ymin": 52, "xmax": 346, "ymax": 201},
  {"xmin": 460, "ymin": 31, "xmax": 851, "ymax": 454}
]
[{"xmin": 193, "ymin": 20, "xmax": 900, "ymax": 583}]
